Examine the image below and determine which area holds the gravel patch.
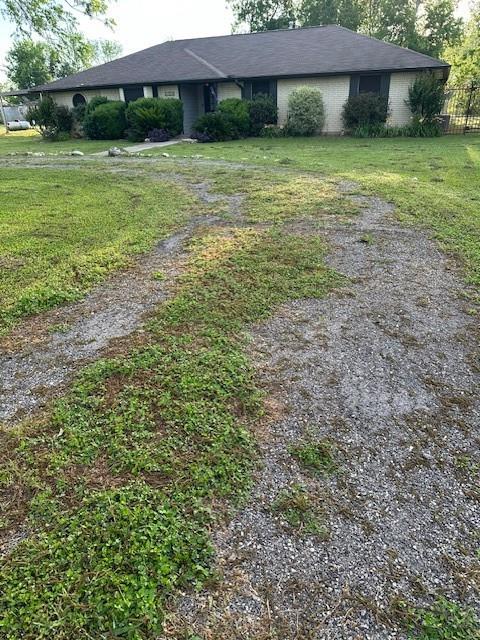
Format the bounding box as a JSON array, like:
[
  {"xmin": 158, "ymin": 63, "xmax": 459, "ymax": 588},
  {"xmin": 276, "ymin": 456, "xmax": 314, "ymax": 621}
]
[{"xmin": 169, "ymin": 185, "xmax": 480, "ymax": 639}]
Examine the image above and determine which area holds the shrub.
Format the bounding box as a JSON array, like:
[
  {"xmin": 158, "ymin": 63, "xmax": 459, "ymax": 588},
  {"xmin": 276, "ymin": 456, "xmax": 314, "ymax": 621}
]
[
  {"xmin": 407, "ymin": 72, "xmax": 445, "ymax": 123},
  {"xmin": 260, "ymin": 124, "xmax": 285, "ymax": 138},
  {"xmin": 285, "ymin": 87, "xmax": 325, "ymax": 136},
  {"xmin": 85, "ymin": 96, "xmax": 110, "ymax": 116},
  {"xmin": 83, "ymin": 101, "xmax": 127, "ymax": 139},
  {"xmin": 248, "ymin": 94, "xmax": 278, "ymax": 136},
  {"xmin": 27, "ymin": 96, "xmax": 73, "ymax": 139},
  {"xmin": 351, "ymin": 118, "xmax": 442, "ymax": 138},
  {"xmin": 342, "ymin": 92, "xmax": 390, "ymax": 131},
  {"xmin": 126, "ymin": 98, "xmax": 183, "ymax": 141},
  {"xmin": 192, "ymin": 111, "xmax": 236, "ymax": 142},
  {"xmin": 218, "ymin": 98, "xmax": 250, "ymax": 137},
  {"xmin": 147, "ymin": 128, "xmax": 170, "ymax": 142}
]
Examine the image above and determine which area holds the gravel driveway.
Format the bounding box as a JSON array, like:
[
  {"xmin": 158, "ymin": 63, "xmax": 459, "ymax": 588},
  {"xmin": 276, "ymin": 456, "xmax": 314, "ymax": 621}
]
[{"xmin": 168, "ymin": 186, "xmax": 480, "ymax": 639}]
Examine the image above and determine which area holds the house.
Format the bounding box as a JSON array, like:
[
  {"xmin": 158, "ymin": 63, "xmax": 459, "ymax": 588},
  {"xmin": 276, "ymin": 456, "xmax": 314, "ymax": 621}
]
[{"xmin": 27, "ymin": 25, "xmax": 450, "ymax": 135}]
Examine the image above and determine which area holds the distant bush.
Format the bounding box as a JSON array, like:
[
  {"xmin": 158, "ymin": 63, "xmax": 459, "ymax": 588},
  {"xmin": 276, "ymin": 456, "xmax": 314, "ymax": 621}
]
[
  {"xmin": 126, "ymin": 98, "xmax": 183, "ymax": 141},
  {"xmin": 260, "ymin": 124, "xmax": 285, "ymax": 138},
  {"xmin": 407, "ymin": 72, "xmax": 445, "ymax": 124},
  {"xmin": 248, "ymin": 94, "xmax": 277, "ymax": 136},
  {"xmin": 285, "ymin": 87, "xmax": 325, "ymax": 136},
  {"xmin": 342, "ymin": 93, "xmax": 389, "ymax": 131},
  {"xmin": 218, "ymin": 98, "xmax": 250, "ymax": 137},
  {"xmin": 192, "ymin": 111, "xmax": 236, "ymax": 142},
  {"xmin": 147, "ymin": 128, "xmax": 170, "ymax": 142},
  {"xmin": 27, "ymin": 96, "xmax": 73, "ymax": 140},
  {"xmin": 83, "ymin": 101, "xmax": 127, "ymax": 139}
]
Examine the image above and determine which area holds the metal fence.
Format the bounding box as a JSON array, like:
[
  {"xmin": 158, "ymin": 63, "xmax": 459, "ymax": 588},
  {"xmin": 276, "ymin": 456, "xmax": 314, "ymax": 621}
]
[{"xmin": 440, "ymin": 84, "xmax": 480, "ymax": 134}]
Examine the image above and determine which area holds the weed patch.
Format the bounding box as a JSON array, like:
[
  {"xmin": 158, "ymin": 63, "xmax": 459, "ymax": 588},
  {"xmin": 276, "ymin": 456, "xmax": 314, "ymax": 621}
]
[
  {"xmin": 271, "ymin": 483, "xmax": 329, "ymax": 538},
  {"xmin": 289, "ymin": 438, "xmax": 337, "ymax": 475}
]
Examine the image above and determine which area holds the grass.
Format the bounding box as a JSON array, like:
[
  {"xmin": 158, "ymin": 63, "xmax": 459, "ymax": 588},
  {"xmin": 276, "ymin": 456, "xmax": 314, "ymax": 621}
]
[
  {"xmin": 0, "ymin": 167, "xmax": 199, "ymax": 333},
  {"xmin": 0, "ymin": 224, "xmax": 342, "ymax": 638},
  {"xmin": 289, "ymin": 438, "xmax": 337, "ymax": 475},
  {"xmin": 0, "ymin": 129, "xmax": 131, "ymax": 155},
  {"xmin": 271, "ymin": 483, "xmax": 328, "ymax": 538},
  {"xmin": 406, "ymin": 598, "xmax": 480, "ymax": 639},
  {"xmin": 163, "ymin": 135, "xmax": 480, "ymax": 287}
]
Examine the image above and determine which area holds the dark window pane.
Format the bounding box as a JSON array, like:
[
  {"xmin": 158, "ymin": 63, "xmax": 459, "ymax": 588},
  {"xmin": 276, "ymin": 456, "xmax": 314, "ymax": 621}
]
[
  {"xmin": 252, "ymin": 80, "xmax": 270, "ymax": 97},
  {"xmin": 72, "ymin": 93, "xmax": 86, "ymax": 107},
  {"xmin": 359, "ymin": 75, "xmax": 382, "ymax": 94},
  {"xmin": 123, "ymin": 86, "xmax": 144, "ymax": 103}
]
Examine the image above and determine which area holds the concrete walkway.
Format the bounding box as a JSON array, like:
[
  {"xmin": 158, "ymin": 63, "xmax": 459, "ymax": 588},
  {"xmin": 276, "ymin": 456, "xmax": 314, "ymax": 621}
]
[{"xmin": 93, "ymin": 139, "xmax": 190, "ymax": 156}]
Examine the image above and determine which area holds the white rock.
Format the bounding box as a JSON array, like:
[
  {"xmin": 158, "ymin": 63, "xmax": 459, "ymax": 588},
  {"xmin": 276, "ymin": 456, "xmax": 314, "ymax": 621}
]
[
  {"xmin": 161, "ymin": 152, "xmax": 170, "ymax": 158},
  {"xmin": 71, "ymin": 150, "xmax": 84, "ymax": 156}
]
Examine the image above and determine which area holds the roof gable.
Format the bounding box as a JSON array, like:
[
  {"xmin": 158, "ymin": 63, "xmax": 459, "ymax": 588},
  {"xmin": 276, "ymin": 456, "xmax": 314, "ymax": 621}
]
[{"xmin": 34, "ymin": 25, "xmax": 448, "ymax": 92}]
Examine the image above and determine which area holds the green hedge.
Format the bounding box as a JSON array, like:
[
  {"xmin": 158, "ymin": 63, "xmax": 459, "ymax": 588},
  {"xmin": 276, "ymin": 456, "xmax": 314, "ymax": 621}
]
[
  {"xmin": 83, "ymin": 101, "xmax": 127, "ymax": 140},
  {"xmin": 126, "ymin": 98, "xmax": 183, "ymax": 141}
]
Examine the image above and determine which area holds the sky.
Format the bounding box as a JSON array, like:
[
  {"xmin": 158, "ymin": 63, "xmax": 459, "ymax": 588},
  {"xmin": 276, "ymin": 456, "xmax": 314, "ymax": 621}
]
[{"xmin": 0, "ymin": 0, "xmax": 474, "ymax": 83}]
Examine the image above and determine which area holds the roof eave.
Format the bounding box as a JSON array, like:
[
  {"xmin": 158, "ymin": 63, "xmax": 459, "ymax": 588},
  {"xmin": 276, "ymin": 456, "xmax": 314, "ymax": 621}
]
[{"xmin": 30, "ymin": 63, "xmax": 450, "ymax": 94}]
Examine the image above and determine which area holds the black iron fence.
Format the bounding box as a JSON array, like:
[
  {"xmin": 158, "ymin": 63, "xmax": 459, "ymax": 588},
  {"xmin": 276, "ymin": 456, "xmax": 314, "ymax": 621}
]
[{"xmin": 440, "ymin": 84, "xmax": 480, "ymax": 134}]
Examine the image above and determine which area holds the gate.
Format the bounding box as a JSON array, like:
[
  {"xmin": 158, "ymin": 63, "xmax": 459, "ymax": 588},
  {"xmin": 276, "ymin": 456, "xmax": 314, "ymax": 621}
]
[{"xmin": 440, "ymin": 84, "xmax": 480, "ymax": 134}]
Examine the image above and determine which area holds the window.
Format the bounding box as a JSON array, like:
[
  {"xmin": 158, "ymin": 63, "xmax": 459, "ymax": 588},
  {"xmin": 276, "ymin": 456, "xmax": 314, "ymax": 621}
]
[
  {"xmin": 252, "ymin": 80, "xmax": 271, "ymax": 97},
  {"xmin": 359, "ymin": 75, "xmax": 382, "ymax": 94},
  {"xmin": 123, "ymin": 86, "xmax": 144, "ymax": 103},
  {"xmin": 72, "ymin": 93, "xmax": 86, "ymax": 107}
]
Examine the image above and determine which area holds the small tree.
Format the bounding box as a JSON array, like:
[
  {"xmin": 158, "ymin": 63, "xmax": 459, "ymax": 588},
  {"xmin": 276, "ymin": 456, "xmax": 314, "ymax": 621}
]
[
  {"xmin": 342, "ymin": 93, "xmax": 390, "ymax": 131},
  {"xmin": 407, "ymin": 72, "xmax": 445, "ymax": 123},
  {"xmin": 285, "ymin": 87, "xmax": 325, "ymax": 136},
  {"xmin": 27, "ymin": 96, "xmax": 73, "ymax": 139}
]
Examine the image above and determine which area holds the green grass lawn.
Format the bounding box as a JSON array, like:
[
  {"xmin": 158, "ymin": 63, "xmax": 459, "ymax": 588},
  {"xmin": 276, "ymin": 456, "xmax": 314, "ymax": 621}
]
[
  {"xmin": 0, "ymin": 130, "xmax": 131, "ymax": 155},
  {"xmin": 0, "ymin": 167, "xmax": 199, "ymax": 333},
  {"xmin": 163, "ymin": 134, "xmax": 480, "ymax": 287}
]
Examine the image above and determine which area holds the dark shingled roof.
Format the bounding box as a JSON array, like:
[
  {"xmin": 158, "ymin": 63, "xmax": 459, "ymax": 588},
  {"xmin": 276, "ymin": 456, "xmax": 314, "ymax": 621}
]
[{"xmin": 33, "ymin": 25, "xmax": 449, "ymax": 92}]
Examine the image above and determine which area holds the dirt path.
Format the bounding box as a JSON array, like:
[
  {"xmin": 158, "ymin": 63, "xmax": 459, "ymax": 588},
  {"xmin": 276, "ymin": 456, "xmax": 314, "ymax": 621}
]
[
  {"xmin": 0, "ymin": 175, "xmax": 242, "ymax": 424},
  {"xmin": 170, "ymin": 187, "xmax": 480, "ymax": 639}
]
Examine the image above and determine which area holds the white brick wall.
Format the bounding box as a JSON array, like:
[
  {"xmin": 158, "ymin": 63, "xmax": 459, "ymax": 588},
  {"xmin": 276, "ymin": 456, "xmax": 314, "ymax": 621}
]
[
  {"xmin": 277, "ymin": 76, "xmax": 350, "ymax": 133},
  {"xmin": 388, "ymin": 71, "xmax": 418, "ymax": 127},
  {"xmin": 50, "ymin": 88, "xmax": 121, "ymax": 107},
  {"xmin": 218, "ymin": 82, "xmax": 242, "ymax": 102},
  {"xmin": 156, "ymin": 85, "xmax": 179, "ymax": 99}
]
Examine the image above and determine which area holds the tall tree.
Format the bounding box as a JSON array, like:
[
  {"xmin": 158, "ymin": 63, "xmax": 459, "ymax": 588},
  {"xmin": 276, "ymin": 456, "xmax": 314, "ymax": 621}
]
[
  {"xmin": 6, "ymin": 37, "xmax": 122, "ymax": 89},
  {"xmin": 0, "ymin": 0, "xmax": 113, "ymax": 41},
  {"xmin": 444, "ymin": 0, "xmax": 480, "ymax": 83},
  {"xmin": 229, "ymin": 0, "xmax": 463, "ymax": 57},
  {"xmin": 228, "ymin": 0, "xmax": 296, "ymax": 31}
]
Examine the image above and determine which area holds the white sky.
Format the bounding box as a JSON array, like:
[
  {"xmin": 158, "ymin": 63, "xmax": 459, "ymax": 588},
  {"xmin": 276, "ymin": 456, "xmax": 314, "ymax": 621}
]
[{"xmin": 0, "ymin": 0, "xmax": 474, "ymax": 83}]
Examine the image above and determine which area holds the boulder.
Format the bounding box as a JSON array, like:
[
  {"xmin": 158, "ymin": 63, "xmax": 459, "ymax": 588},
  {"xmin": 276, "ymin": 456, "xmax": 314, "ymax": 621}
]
[{"xmin": 71, "ymin": 150, "xmax": 84, "ymax": 156}]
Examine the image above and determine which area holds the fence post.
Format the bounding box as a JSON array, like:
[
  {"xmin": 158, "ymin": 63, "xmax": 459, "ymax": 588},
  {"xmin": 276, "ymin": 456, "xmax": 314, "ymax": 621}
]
[{"xmin": 464, "ymin": 82, "xmax": 474, "ymax": 134}]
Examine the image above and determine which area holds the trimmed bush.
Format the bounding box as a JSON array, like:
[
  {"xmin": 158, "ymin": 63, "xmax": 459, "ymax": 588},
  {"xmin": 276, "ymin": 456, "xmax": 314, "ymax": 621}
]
[
  {"xmin": 407, "ymin": 72, "xmax": 445, "ymax": 124},
  {"xmin": 248, "ymin": 94, "xmax": 277, "ymax": 136},
  {"xmin": 285, "ymin": 87, "xmax": 325, "ymax": 136},
  {"xmin": 192, "ymin": 111, "xmax": 236, "ymax": 142},
  {"xmin": 85, "ymin": 96, "xmax": 110, "ymax": 116},
  {"xmin": 83, "ymin": 101, "xmax": 127, "ymax": 140},
  {"xmin": 218, "ymin": 98, "xmax": 250, "ymax": 137},
  {"xmin": 126, "ymin": 98, "xmax": 183, "ymax": 141},
  {"xmin": 342, "ymin": 93, "xmax": 390, "ymax": 132},
  {"xmin": 27, "ymin": 96, "xmax": 73, "ymax": 140}
]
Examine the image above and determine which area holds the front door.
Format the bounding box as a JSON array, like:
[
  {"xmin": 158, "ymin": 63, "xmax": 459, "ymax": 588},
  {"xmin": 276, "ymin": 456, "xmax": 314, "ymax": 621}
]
[{"xmin": 203, "ymin": 83, "xmax": 217, "ymax": 113}]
